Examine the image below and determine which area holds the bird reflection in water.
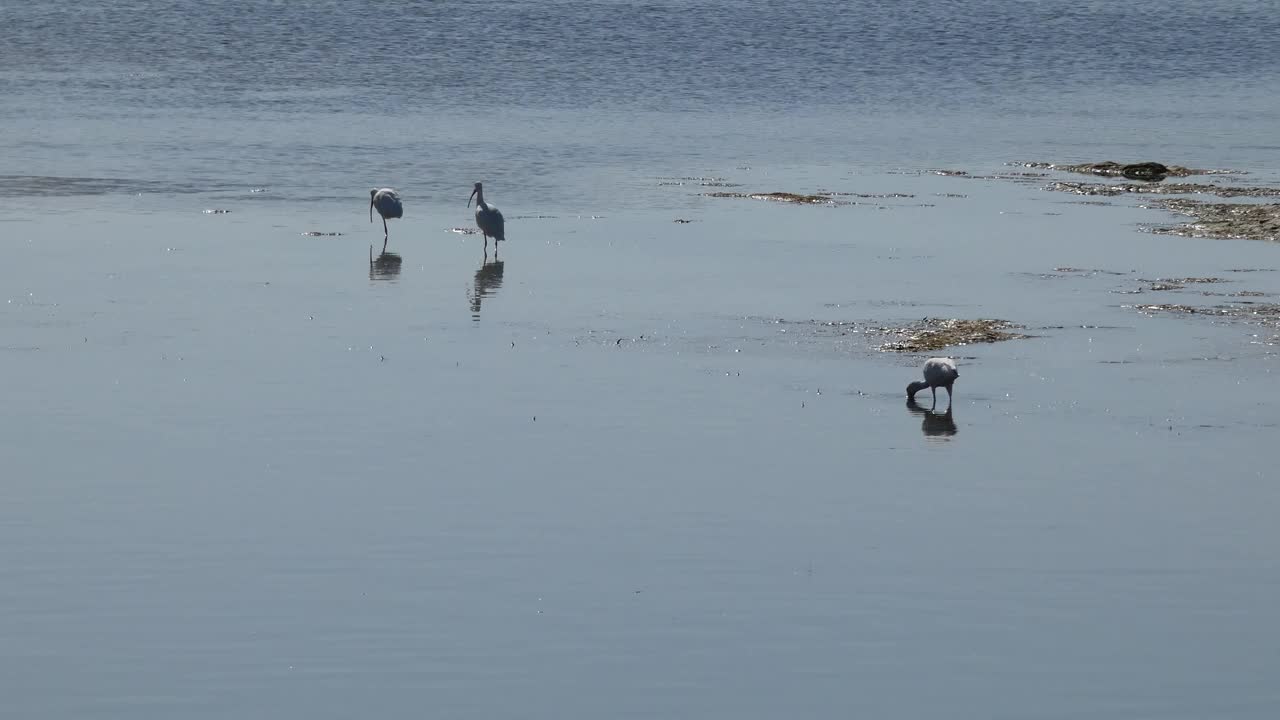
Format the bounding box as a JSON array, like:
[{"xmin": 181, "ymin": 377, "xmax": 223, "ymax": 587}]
[
  {"xmin": 468, "ymin": 252, "xmax": 505, "ymax": 320},
  {"xmin": 906, "ymin": 399, "xmax": 957, "ymax": 439},
  {"xmin": 369, "ymin": 245, "xmax": 403, "ymax": 282}
]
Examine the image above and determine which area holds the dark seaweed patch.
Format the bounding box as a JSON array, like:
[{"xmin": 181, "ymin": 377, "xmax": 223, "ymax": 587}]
[{"xmin": 1013, "ymin": 160, "xmax": 1240, "ymax": 179}]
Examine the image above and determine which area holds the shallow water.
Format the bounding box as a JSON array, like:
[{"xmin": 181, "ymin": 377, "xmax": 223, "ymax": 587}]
[{"xmin": 3, "ymin": 1, "xmax": 1280, "ymax": 718}]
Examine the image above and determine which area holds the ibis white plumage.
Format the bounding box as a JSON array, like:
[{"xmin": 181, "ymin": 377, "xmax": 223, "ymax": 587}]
[
  {"xmin": 370, "ymin": 188, "xmax": 403, "ymax": 246},
  {"xmin": 467, "ymin": 182, "xmax": 505, "ymax": 251},
  {"xmin": 907, "ymin": 357, "xmax": 958, "ymax": 405}
]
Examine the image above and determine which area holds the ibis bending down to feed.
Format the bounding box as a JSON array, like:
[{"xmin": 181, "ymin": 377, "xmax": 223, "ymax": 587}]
[
  {"xmin": 370, "ymin": 188, "xmax": 403, "ymax": 247},
  {"xmin": 467, "ymin": 182, "xmax": 505, "ymax": 250},
  {"xmin": 907, "ymin": 357, "xmax": 958, "ymax": 406}
]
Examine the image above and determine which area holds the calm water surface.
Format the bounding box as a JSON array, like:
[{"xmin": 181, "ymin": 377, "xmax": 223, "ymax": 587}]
[{"xmin": 2, "ymin": 1, "xmax": 1279, "ymax": 717}]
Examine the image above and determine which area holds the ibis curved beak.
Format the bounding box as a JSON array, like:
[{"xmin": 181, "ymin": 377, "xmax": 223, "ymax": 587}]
[
  {"xmin": 369, "ymin": 196, "xmax": 374, "ymax": 223},
  {"xmin": 467, "ymin": 188, "xmax": 476, "ymax": 208}
]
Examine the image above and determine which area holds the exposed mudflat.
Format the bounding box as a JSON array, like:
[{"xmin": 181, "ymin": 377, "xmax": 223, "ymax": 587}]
[
  {"xmin": 704, "ymin": 189, "xmax": 932, "ymax": 210},
  {"xmin": 1146, "ymin": 198, "xmax": 1280, "ymax": 242},
  {"xmin": 931, "ymin": 169, "xmax": 1049, "ymax": 183},
  {"xmin": 948, "ymin": 159, "xmax": 1280, "ymax": 243},
  {"xmin": 705, "ymin": 191, "xmax": 841, "ymax": 205},
  {"xmin": 1132, "ymin": 300, "xmax": 1280, "ymax": 344},
  {"xmin": 1045, "ymin": 180, "xmax": 1280, "ymax": 199},
  {"xmin": 1138, "ymin": 277, "xmax": 1230, "ymax": 292},
  {"xmin": 657, "ymin": 176, "xmax": 743, "ymax": 188}
]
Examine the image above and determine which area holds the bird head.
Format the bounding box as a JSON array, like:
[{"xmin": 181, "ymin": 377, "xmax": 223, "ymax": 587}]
[
  {"xmin": 369, "ymin": 189, "xmax": 377, "ymax": 222},
  {"xmin": 468, "ymin": 182, "xmax": 482, "ymax": 208}
]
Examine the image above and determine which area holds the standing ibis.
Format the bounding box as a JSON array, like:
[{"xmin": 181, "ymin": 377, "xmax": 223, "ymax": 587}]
[
  {"xmin": 467, "ymin": 182, "xmax": 505, "ymax": 251},
  {"xmin": 906, "ymin": 357, "xmax": 958, "ymax": 406},
  {"xmin": 370, "ymin": 188, "xmax": 403, "ymax": 248}
]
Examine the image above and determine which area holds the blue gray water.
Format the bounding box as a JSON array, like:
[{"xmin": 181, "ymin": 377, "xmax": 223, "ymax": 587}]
[{"xmin": 3, "ymin": 1, "xmax": 1280, "ymax": 717}]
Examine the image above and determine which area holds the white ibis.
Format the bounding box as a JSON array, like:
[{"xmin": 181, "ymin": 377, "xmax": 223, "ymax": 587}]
[
  {"xmin": 907, "ymin": 357, "xmax": 958, "ymax": 406},
  {"xmin": 370, "ymin": 188, "xmax": 403, "ymax": 247},
  {"xmin": 467, "ymin": 182, "xmax": 505, "ymax": 250}
]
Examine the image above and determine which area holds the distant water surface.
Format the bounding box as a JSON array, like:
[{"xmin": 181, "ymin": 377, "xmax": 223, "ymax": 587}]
[{"xmin": 3, "ymin": 0, "xmax": 1280, "ymax": 208}]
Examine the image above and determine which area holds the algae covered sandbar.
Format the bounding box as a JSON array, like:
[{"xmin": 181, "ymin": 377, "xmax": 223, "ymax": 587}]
[{"xmin": 874, "ymin": 318, "xmax": 1027, "ymax": 353}]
